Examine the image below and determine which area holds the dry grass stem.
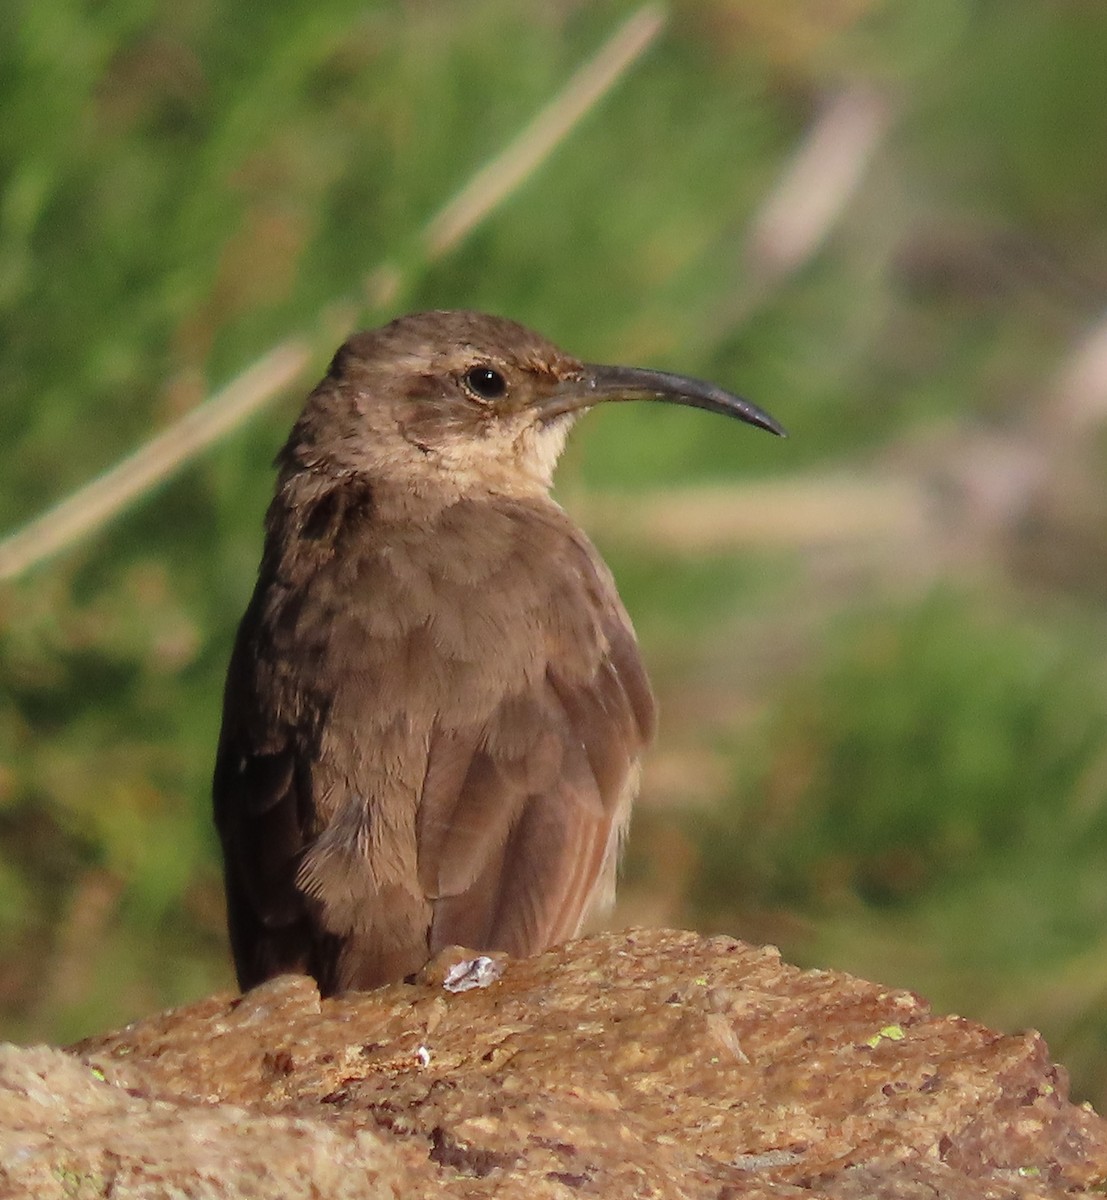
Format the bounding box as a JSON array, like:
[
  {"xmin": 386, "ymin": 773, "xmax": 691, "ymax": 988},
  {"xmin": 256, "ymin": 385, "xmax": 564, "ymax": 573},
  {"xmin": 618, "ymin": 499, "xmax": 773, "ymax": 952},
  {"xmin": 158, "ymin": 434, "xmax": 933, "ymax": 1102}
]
[
  {"xmin": 0, "ymin": 5, "xmax": 668, "ymax": 581},
  {"xmin": 578, "ymin": 476, "xmax": 932, "ymax": 554},
  {"xmin": 422, "ymin": 4, "xmax": 667, "ymax": 257},
  {"xmin": 1048, "ymin": 309, "xmax": 1107, "ymax": 434},
  {"xmin": 746, "ymin": 86, "xmax": 892, "ymax": 285},
  {"xmin": 0, "ymin": 343, "xmax": 310, "ymax": 582}
]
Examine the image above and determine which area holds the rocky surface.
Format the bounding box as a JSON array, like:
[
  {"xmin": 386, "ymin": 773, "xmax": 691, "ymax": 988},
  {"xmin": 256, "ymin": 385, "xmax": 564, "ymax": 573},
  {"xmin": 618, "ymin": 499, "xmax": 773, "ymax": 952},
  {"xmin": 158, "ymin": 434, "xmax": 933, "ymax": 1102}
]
[{"xmin": 0, "ymin": 929, "xmax": 1103, "ymax": 1197}]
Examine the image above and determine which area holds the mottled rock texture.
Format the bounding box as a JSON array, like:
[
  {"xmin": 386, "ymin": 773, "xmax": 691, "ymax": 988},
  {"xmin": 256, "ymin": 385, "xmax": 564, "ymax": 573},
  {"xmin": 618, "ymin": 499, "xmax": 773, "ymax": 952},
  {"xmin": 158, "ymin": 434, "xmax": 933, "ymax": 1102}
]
[{"xmin": 1, "ymin": 930, "xmax": 1103, "ymax": 1198}]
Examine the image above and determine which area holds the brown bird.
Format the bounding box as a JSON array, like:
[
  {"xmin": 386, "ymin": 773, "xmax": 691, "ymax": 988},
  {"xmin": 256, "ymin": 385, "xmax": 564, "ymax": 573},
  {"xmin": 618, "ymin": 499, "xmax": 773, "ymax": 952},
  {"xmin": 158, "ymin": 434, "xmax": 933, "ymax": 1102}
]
[{"xmin": 213, "ymin": 310, "xmax": 784, "ymax": 994}]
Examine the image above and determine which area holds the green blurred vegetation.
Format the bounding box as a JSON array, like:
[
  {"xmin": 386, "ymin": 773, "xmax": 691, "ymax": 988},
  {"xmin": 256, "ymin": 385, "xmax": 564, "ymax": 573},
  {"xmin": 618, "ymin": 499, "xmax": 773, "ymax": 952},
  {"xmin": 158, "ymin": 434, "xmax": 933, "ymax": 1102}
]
[{"xmin": 4, "ymin": 0, "xmax": 1107, "ymax": 1105}]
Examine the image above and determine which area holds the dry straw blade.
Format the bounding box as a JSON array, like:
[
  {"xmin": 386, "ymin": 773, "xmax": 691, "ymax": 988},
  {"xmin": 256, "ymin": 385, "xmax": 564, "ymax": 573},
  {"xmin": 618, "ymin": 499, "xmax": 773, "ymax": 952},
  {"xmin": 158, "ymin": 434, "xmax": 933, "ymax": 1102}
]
[{"xmin": 0, "ymin": 4, "xmax": 668, "ymax": 582}]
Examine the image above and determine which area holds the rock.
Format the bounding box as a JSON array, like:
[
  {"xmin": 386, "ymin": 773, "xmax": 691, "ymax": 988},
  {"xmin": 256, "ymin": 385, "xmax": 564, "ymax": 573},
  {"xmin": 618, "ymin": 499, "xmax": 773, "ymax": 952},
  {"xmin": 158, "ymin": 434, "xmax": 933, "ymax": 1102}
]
[
  {"xmin": 0, "ymin": 1044, "xmax": 410, "ymax": 1198},
  {"xmin": 0, "ymin": 929, "xmax": 1103, "ymax": 1198}
]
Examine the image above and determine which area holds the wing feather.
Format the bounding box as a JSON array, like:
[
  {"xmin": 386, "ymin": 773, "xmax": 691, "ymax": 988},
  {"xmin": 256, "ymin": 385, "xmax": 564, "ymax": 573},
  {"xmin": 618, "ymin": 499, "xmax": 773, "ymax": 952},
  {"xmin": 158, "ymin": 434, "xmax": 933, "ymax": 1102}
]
[
  {"xmin": 420, "ymin": 531, "xmax": 656, "ymax": 958},
  {"xmin": 213, "ymin": 614, "xmax": 319, "ymax": 986}
]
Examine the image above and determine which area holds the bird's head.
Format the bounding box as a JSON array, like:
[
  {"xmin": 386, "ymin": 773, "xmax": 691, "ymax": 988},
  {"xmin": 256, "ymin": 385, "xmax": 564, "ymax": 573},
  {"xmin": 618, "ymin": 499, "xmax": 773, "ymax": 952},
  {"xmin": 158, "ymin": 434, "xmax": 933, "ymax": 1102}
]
[{"xmin": 280, "ymin": 310, "xmax": 784, "ymax": 503}]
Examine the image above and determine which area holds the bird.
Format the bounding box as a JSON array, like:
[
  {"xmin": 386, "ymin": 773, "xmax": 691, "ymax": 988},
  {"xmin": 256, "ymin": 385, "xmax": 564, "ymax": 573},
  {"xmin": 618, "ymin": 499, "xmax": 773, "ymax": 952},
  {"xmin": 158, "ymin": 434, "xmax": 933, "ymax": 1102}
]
[{"xmin": 213, "ymin": 310, "xmax": 784, "ymax": 995}]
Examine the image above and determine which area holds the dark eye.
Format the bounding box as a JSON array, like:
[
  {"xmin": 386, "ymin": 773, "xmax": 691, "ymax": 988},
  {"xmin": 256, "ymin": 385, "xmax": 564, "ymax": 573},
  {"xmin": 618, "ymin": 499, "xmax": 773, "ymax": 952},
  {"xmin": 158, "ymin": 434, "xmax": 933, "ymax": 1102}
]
[{"xmin": 463, "ymin": 366, "xmax": 507, "ymax": 401}]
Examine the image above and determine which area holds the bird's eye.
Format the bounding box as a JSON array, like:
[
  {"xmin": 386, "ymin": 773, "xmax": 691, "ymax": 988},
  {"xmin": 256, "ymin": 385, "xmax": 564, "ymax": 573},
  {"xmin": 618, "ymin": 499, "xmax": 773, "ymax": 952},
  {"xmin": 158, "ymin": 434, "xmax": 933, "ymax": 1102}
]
[{"xmin": 463, "ymin": 366, "xmax": 507, "ymax": 401}]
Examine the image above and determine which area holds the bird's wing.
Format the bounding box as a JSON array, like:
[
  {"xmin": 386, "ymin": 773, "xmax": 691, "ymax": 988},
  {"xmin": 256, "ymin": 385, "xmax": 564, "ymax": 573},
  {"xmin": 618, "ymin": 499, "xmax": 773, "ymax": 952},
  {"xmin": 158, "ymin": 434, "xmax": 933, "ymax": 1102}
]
[
  {"xmin": 417, "ymin": 536, "xmax": 657, "ymax": 958},
  {"xmin": 212, "ymin": 598, "xmax": 325, "ymax": 990}
]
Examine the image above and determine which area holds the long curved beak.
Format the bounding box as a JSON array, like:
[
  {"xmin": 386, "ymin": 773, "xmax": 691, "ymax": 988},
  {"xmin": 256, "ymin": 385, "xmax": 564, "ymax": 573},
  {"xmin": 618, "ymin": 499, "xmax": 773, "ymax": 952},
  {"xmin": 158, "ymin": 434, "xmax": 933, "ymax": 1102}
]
[{"xmin": 540, "ymin": 363, "xmax": 786, "ymax": 437}]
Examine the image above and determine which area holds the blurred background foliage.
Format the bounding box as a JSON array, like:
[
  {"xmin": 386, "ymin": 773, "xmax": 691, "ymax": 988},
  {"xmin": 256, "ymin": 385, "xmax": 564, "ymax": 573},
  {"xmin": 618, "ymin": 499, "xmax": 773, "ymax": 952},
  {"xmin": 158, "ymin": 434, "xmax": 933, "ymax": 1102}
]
[{"xmin": 3, "ymin": 0, "xmax": 1107, "ymax": 1104}]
